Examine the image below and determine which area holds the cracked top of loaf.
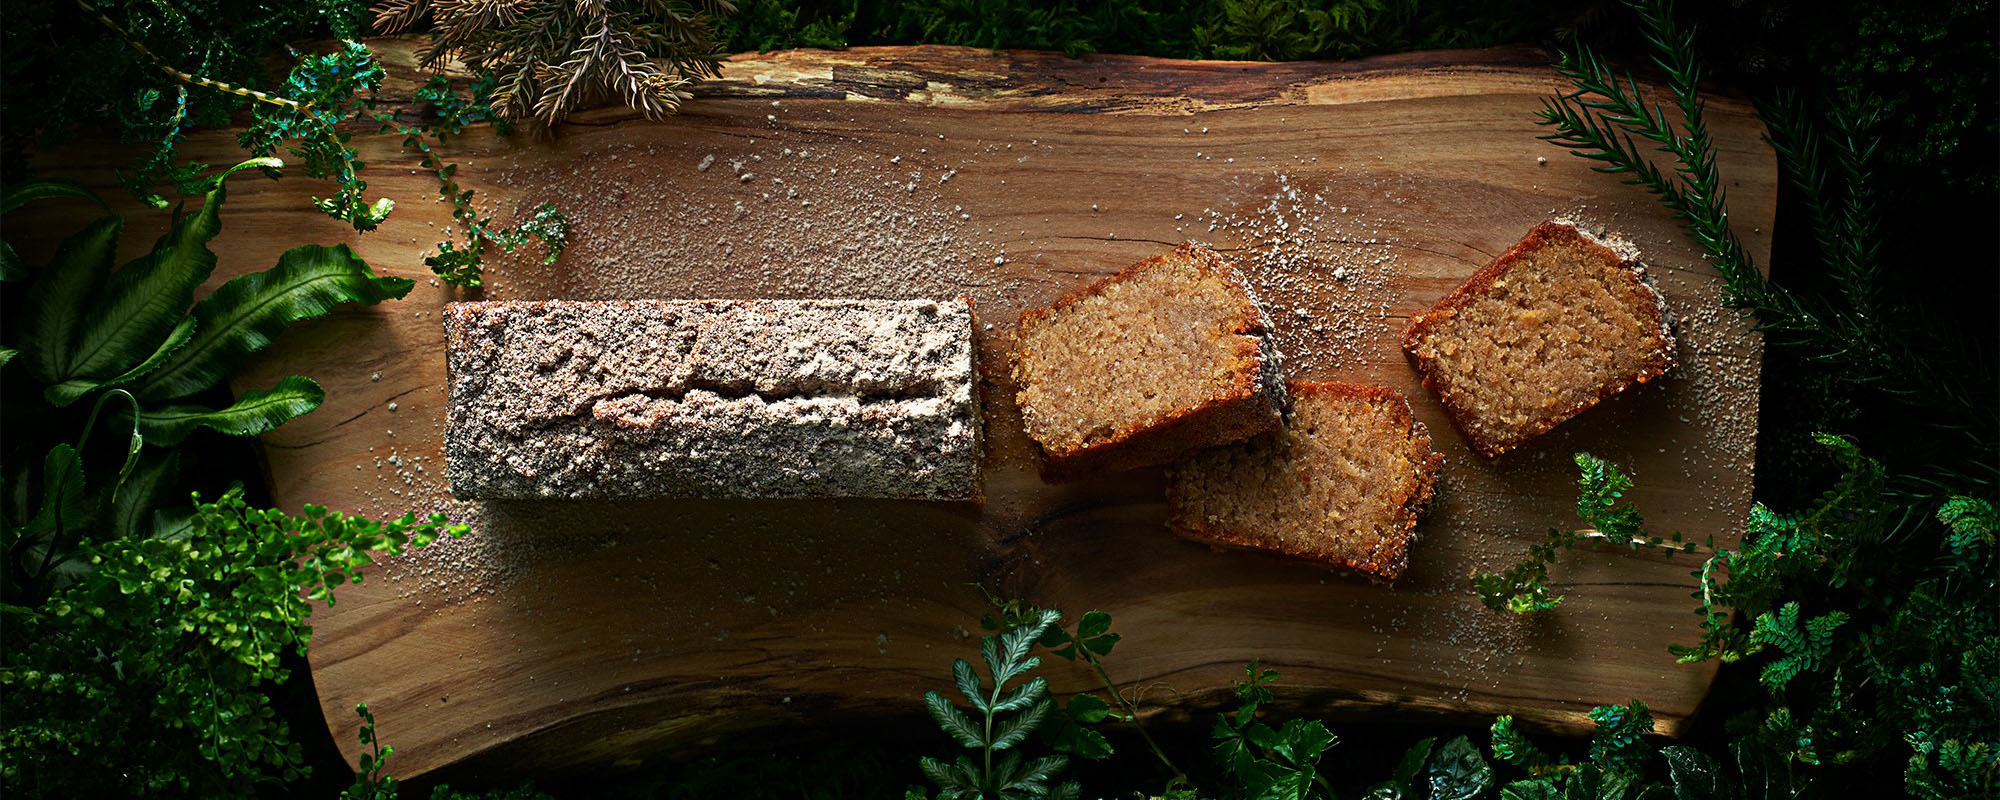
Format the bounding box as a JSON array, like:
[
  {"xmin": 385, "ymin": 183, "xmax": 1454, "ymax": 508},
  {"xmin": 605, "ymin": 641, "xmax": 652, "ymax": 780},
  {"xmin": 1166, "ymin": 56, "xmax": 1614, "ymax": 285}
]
[{"xmin": 443, "ymin": 298, "xmax": 979, "ymax": 500}]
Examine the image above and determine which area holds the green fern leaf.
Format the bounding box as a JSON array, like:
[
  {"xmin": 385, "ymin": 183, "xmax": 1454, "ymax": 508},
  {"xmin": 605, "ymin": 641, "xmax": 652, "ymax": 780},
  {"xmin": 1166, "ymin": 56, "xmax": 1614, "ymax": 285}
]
[
  {"xmin": 25, "ymin": 216, "xmax": 122, "ymax": 385},
  {"xmin": 989, "ymin": 695, "xmax": 1051, "ymax": 750},
  {"xmin": 135, "ymin": 244, "xmax": 412, "ymax": 401},
  {"xmin": 924, "ymin": 689, "xmax": 986, "ymax": 749},
  {"xmin": 64, "ymin": 184, "xmax": 225, "ymax": 383},
  {"xmin": 1, "ymin": 178, "xmax": 107, "ymax": 215},
  {"xmin": 135, "ymin": 374, "xmax": 325, "ymax": 445},
  {"xmin": 953, "ymin": 658, "xmax": 987, "ymax": 712},
  {"xmin": 45, "ymin": 317, "xmax": 196, "ymax": 407}
]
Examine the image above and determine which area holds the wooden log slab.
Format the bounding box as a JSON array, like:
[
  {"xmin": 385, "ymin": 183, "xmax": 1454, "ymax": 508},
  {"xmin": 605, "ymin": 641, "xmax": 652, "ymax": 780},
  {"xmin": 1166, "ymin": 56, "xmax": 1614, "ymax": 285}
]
[{"xmin": 15, "ymin": 41, "xmax": 1772, "ymax": 779}]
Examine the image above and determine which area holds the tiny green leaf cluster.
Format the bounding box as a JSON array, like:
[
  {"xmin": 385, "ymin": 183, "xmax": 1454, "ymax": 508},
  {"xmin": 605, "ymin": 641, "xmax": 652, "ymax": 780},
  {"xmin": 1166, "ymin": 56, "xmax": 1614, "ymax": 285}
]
[
  {"xmin": 0, "ymin": 488, "xmax": 462, "ymax": 796},
  {"xmin": 1473, "ymin": 454, "xmax": 1694, "ymax": 613},
  {"xmin": 2, "ymin": 163, "xmax": 413, "ymax": 603}
]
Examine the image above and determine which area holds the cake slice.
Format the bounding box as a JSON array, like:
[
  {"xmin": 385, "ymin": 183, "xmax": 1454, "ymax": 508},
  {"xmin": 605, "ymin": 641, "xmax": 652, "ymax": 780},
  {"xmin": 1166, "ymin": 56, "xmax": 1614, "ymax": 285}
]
[
  {"xmin": 1167, "ymin": 382, "xmax": 1442, "ymax": 580},
  {"xmin": 1012, "ymin": 243, "xmax": 1285, "ymax": 479},
  {"xmin": 1400, "ymin": 220, "xmax": 1674, "ymax": 458}
]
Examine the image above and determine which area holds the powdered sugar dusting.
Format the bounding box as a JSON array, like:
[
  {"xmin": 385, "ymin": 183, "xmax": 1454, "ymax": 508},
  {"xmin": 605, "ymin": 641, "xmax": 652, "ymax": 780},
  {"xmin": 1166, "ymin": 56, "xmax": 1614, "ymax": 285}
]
[
  {"xmin": 485, "ymin": 140, "xmax": 1000, "ymax": 302},
  {"xmin": 1197, "ymin": 171, "xmax": 1402, "ymax": 373}
]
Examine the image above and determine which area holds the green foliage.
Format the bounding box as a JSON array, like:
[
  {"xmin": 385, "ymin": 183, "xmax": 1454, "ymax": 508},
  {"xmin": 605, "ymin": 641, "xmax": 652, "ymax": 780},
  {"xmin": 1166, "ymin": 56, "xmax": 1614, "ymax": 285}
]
[
  {"xmin": 1536, "ymin": 0, "xmax": 1994, "ymax": 500},
  {"xmin": 1210, "ymin": 661, "xmax": 1346, "ymax": 799},
  {"xmin": 719, "ymin": 0, "xmax": 1546, "ymax": 61},
  {"xmin": 384, "ymin": 75, "xmax": 569, "ymax": 288},
  {"xmin": 0, "ymin": 488, "xmax": 462, "ymax": 797},
  {"xmin": 916, "ymin": 606, "xmax": 1079, "ymax": 799},
  {"xmin": 239, "ymin": 41, "xmax": 394, "ymax": 230},
  {"xmin": 1486, "ymin": 439, "xmax": 1995, "ymax": 795},
  {"xmin": 3, "ymin": 4, "xmax": 567, "ymax": 283},
  {"xmin": 1487, "ymin": 704, "xmax": 1668, "ymax": 800},
  {"xmin": 980, "ymin": 598, "xmax": 1187, "ymax": 785},
  {"xmin": 1, "ymin": 162, "xmax": 413, "ymax": 603},
  {"xmin": 340, "ymin": 702, "xmax": 555, "ymax": 800},
  {"xmin": 343, "ymin": 703, "xmax": 399, "ymax": 800},
  {"xmin": 1474, "ymin": 454, "xmax": 1694, "ymax": 613}
]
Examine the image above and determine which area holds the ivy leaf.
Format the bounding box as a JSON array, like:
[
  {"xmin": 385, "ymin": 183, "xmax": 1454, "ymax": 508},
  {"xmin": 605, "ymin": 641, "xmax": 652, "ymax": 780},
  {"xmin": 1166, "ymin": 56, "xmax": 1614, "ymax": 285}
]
[
  {"xmin": 1428, "ymin": 735, "xmax": 1495, "ymax": 800},
  {"xmin": 136, "ymin": 244, "xmax": 412, "ymax": 402},
  {"xmin": 1269, "ymin": 718, "xmax": 1336, "ymax": 766},
  {"xmin": 136, "ymin": 375, "xmax": 325, "ymax": 446},
  {"xmin": 63, "ymin": 183, "xmax": 225, "ymax": 383},
  {"xmin": 25, "ymin": 216, "xmax": 122, "ymax": 385},
  {"xmin": 45, "ymin": 317, "xmax": 197, "ymax": 407}
]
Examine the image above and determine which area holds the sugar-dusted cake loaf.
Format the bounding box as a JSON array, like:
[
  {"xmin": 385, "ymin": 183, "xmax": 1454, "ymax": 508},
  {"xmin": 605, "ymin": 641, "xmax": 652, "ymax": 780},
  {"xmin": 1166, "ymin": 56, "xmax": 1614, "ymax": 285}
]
[
  {"xmin": 444, "ymin": 298, "xmax": 980, "ymax": 500},
  {"xmin": 1011, "ymin": 243, "xmax": 1286, "ymax": 479},
  {"xmin": 1400, "ymin": 220, "xmax": 1675, "ymax": 458},
  {"xmin": 1167, "ymin": 381, "xmax": 1442, "ymax": 580}
]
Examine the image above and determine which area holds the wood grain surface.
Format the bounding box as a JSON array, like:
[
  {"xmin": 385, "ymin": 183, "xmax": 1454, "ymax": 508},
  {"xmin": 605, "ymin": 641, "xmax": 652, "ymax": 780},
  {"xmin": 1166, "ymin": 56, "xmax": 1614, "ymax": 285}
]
[{"xmin": 14, "ymin": 41, "xmax": 1774, "ymax": 779}]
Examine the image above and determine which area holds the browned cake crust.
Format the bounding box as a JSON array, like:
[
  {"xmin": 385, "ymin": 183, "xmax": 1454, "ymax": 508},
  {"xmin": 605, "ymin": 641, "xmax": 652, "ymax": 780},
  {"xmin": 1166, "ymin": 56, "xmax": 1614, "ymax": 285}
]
[
  {"xmin": 1167, "ymin": 381, "xmax": 1443, "ymax": 580},
  {"xmin": 1400, "ymin": 220, "xmax": 1675, "ymax": 458},
  {"xmin": 1012, "ymin": 243, "xmax": 1286, "ymax": 479}
]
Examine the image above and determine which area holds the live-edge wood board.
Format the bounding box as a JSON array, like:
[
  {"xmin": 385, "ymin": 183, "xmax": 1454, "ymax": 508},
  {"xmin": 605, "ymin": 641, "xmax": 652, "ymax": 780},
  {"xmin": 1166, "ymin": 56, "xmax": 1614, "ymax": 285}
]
[{"xmin": 16, "ymin": 41, "xmax": 1772, "ymax": 779}]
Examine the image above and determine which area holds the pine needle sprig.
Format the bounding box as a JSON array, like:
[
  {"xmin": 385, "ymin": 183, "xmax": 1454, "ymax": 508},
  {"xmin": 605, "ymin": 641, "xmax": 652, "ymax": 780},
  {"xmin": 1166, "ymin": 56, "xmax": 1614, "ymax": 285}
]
[
  {"xmin": 1538, "ymin": 0, "xmax": 1996, "ymax": 497},
  {"xmin": 376, "ymin": 0, "xmax": 735, "ymax": 125}
]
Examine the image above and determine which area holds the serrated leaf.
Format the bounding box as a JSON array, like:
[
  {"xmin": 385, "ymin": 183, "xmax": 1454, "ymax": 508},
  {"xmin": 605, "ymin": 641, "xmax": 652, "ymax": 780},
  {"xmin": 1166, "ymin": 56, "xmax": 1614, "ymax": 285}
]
[
  {"xmin": 924, "ymin": 691, "xmax": 985, "ymax": 749},
  {"xmin": 1663, "ymin": 746, "xmax": 1734, "ymax": 800},
  {"xmin": 2, "ymin": 178, "xmax": 107, "ymax": 215},
  {"xmin": 991, "ymin": 676, "xmax": 1047, "ymax": 713},
  {"xmin": 1259, "ymin": 767, "xmax": 1316, "ymax": 800},
  {"xmin": 1394, "ymin": 737, "xmax": 1436, "ymax": 785},
  {"xmin": 1066, "ymin": 693, "xmax": 1110, "ymax": 724},
  {"xmin": 1501, "ymin": 780, "xmax": 1564, "ymax": 800},
  {"xmin": 919, "ymin": 756, "xmax": 964, "ymax": 790},
  {"xmin": 952, "ymin": 658, "xmax": 987, "ymax": 712},
  {"xmin": 26, "ymin": 216, "xmax": 122, "ymax": 384},
  {"xmin": 136, "ymin": 244, "xmax": 412, "ymax": 401},
  {"xmin": 46, "ymin": 316, "xmax": 197, "ymax": 407},
  {"xmin": 1428, "ymin": 735, "xmax": 1495, "ymax": 800},
  {"xmin": 989, "ymin": 695, "xmax": 1050, "ymax": 750},
  {"xmin": 136, "ymin": 374, "xmax": 325, "ymax": 445},
  {"xmin": 64, "ymin": 185, "xmax": 227, "ymax": 383},
  {"xmin": 0, "ymin": 347, "xmax": 15, "ymax": 369}
]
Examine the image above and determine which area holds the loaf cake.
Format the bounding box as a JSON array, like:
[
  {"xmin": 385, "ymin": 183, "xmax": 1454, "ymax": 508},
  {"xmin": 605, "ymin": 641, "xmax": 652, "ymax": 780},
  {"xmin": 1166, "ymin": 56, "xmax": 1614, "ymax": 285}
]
[
  {"xmin": 1011, "ymin": 243, "xmax": 1286, "ymax": 479},
  {"xmin": 444, "ymin": 298, "xmax": 980, "ymax": 500},
  {"xmin": 1167, "ymin": 382, "xmax": 1443, "ymax": 580},
  {"xmin": 1400, "ymin": 220, "xmax": 1674, "ymax": 458}
]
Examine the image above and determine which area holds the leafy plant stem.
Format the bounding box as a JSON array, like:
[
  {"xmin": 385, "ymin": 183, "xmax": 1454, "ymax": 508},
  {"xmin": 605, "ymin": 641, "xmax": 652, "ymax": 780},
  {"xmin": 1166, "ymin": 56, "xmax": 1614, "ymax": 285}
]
[
  {"xmin": 72, "ymin": 0, "xmax": 302, "ymax": 112},
  {"xmin": 1081, "ymin": 655, "xmax": 1186, "ymax": 785},
  {"xmin": 30, "ymin": 389, "xmax": 142, "ymax": 588}
]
